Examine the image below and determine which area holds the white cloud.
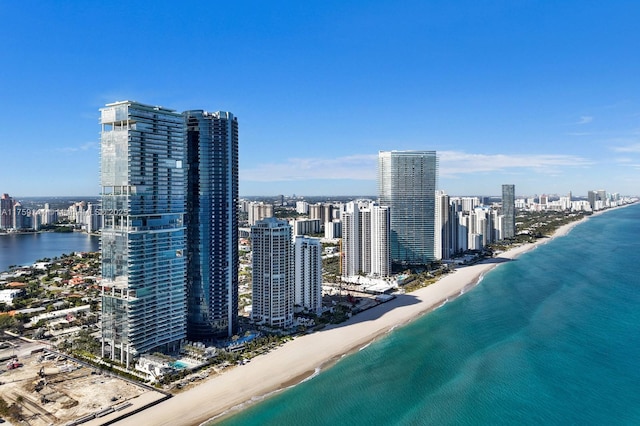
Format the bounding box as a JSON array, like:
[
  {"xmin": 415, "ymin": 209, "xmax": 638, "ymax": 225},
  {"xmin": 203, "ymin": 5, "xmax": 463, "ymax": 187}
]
[
  {"xmin": 241, "ymin": 151, "xmax": 593, "ymax": 182},
  {"xmin": 438, "ymin": 151, "xmax": 592, "ymax": 178},
  {"xmin": 612, "ymin": 143, "xmax": 640, "ymax": 153},
  {"xmin": 576, "ymin": 115, "xmax": 593, "ymax": 125},
  {"xmin": 241, "ymin": 154, "xmax": 378, "ymax": 182},
  {"xmin": 56, "ymin": 142, "xmax": 98, "ymax": 153}
]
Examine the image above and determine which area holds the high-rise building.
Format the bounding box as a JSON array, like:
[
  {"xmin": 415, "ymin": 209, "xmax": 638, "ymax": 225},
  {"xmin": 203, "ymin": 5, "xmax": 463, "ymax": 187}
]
[
  {"xmin": 435, "ymin": 190, "xmax": 451, "ymax": 260},
  {"xmin": 1, "ymin": 194, "xmax": 13, "ymax": 229},
  {"xmin": 370, "ymin": 203, "xmax": 391, "ymax": 277},
  {"xmin": 248, "ymin": 202, "xmax": 274, "ymax": 225},
  {"xmin": 295, "ymin": 201, "xmax": 309, "ymax": 214},
  {"xmin": 290, "ymin": 218, "xmax": 321, "ymax": 236},
  {"xmin": 100, "ymin": 101, "xmax": 187, "ymax": 367},
  {"xmin": 501, "ymin": 184, "xmax": 516, "ymax": 239},
  {"xmin": 324, "ymin": 219, "xmax": 342, "ymax": 239},
  {"xmin": 340, "ymin": 201, "xmax": 390, "ymax": 278},
  {"xmin": 251, "ymin": 217, "xmax": 294, "ymax": 328},
  {"xmin": 378, "ymin": 150, "xmax": 438, "ymax": 266},
  {"xmin": 184, "ymin": 110, "xmax": 239, "ymax": 341},
  {"xmin": 13, "ymin": 202, "xmax": 35, "ymax": 230},
  {"xmin": 294, "ymin": 236, "xmax": 322, "ymax": 315},
  {"xmin": 340, "ymin": 202, "xmax": 360, "ymax": 277}
]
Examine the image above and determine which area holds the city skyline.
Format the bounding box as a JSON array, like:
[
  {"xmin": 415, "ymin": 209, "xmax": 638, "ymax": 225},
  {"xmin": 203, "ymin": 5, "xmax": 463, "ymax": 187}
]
[{"xmin": 1, "ymin": 2, "xmax": 639, "ymax": 197}]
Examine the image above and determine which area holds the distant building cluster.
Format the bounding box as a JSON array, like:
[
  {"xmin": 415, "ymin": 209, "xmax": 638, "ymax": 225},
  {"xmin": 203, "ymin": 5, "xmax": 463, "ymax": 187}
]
[
  {"xmin": 0, "ymin": 193, "xmax": 100, "ymax": 232},
  {"xmin": 514, "ymin": 190, "xmax": 631, "ymax": 212}
]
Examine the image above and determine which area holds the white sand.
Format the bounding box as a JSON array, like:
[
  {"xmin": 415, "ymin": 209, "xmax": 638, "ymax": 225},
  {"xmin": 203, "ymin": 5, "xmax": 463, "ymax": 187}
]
[{"xmin": 114, "ymin": 220, "xmax": 584, "ymax": 426}]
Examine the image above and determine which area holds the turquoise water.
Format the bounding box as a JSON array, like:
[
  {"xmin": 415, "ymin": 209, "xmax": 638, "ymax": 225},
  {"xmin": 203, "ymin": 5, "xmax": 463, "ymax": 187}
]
[
  {"xmin": 218, "ymin": 204, "xmax": 640, "ymax": 425},
  {"xmin": 172, "ymin": 361, "xmax": 189, "ymax": 370}
]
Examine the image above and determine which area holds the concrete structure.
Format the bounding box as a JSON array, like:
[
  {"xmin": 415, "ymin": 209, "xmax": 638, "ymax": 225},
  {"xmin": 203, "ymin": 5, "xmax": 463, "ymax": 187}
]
[
  {"xmin": 100, "ymin": 101, "xmax": 187, "ymax": 367},
  {"xmin": 294, "ymin": 236, "xmax": 322, "ymax": 314},
  {"xmin": 251, "ymin": 217, "xmax": 294, "ymax": 328},
  {"xmin": 184, "ymin": 110, "xmax": 239, "ymax": 341},
  {"xmin": 378, "ymin": 150, "xmax": 438, "ymax": 266}
]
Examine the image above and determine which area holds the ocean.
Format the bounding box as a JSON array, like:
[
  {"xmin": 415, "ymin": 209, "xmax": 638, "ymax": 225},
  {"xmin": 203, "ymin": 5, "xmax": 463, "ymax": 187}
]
[
  {"xmin": 217, "ymin": 203, "xmax": 640, "ymax": 425},
  {"xmin": 0, "ymin": 232, "xmax": 99, "ymax": 272}
]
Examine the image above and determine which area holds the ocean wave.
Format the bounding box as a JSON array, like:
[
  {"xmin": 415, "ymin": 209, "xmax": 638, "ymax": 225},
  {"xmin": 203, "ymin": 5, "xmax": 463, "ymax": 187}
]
[{"xmin": 359, "ymin": 341, "xmax": 373, "ymax": 351}]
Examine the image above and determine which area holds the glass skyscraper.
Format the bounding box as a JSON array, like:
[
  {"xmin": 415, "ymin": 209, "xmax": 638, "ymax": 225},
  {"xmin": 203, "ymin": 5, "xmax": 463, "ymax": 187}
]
[
  {"xmin": 100, "ymin": 101, "xmax": 187, "ymax": 367},
  {"xmin": 184, "ymin": 110, "xmax": 239, "ymax": 341},
  {"xmin": 378, "ymin": 150, "xmax": 438, "ymax": 266},
  {"xmin": 502, "ymin": 184, "xmax": 516, "ymax": 238}
]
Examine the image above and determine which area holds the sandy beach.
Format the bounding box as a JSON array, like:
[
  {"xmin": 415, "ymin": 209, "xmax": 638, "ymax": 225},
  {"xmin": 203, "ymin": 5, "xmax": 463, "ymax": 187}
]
[{"xmin": 114, "ymin": 219, "xmax": 585, "ymax": 426}]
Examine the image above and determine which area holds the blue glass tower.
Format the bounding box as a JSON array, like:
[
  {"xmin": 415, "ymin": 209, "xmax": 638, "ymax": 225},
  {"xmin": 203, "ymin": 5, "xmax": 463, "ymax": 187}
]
[
  {"xmin": 184, "ymin": 110, "xmax": 239, "ymax": 341},
  {"xmin": 100, "ymin": 101, "xmax": 187, "ymax": 367},
  {"xmin": 378, "ymin": 150, "xmax": 438, "ymax": 266},
  {"xmin": 502, "ymin": 184, "xmax": 516, "ymax": 238}
]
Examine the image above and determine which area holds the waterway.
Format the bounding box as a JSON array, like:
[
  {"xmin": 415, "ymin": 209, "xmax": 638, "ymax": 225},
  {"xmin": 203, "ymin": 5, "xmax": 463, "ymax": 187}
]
[{"xmin": 0, "ymin": 232, "xmax": 99, "ymax": 272}]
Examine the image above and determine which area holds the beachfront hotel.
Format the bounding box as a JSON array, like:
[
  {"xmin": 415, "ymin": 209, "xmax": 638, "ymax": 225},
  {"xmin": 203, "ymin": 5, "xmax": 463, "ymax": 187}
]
[
  {"xmin": 251, "ymin": 217, "xmax": 294, "ymax": 328},
  {"xmin": 100, "ymin": 101, "xmax": 187, "ymax": 367},
  {"xmin": 184, "ymin": 110, "xmax": 239, "ymax": 341},
  {"xmin": 378, "ymin": 150, "xmax": 438, "ymax": 267}
]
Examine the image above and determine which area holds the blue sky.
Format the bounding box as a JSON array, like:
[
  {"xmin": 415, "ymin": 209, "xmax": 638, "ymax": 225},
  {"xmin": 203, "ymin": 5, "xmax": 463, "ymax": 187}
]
[{"xmin": 1, "ymin": 1, "xmax": 638, "ymax": 197}]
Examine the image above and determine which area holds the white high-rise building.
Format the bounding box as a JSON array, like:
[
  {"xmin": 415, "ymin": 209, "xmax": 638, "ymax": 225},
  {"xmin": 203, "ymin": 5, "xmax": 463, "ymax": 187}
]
[
  {"xmin": 296, "ymin": 201, "xmax": 309, "ymax": 215},
  {"xmin": 340, "ymin": 202, "xmax": 360, "ymax": 277},
  {"xmin": 340, "ymin": 201, "xmax": 390, "ymax": 278},
  {"xmin": 294, "ymin": 236, "xmax": 322, "ymax": 315},
  {"xmin": 324, "ymin": 220, "xmax": 342, "ymax": 239},
  {"xmin": 435, "ymin": 190, "xmax": 451, "ymax": 260},
  {"xmin": 457, "ymin": 212, "xmax": 470, "ymax": 252},
  {"xmin": 359, "ymin": 207, "xmax": 372, "ymax": 274},
  {"xmin": 251, "ymin": 217, "xmax": 294, "ymax": 328},
  {"xmin": 370, "ymin": 203, "xmax": 391, "ymax": 277}
]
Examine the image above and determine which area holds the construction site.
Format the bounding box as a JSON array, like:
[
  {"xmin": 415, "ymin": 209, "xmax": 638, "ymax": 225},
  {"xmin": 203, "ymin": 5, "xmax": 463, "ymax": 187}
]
[{"xmin": 0, "ymin": 336, "xmax": 167, "ymax": 426}]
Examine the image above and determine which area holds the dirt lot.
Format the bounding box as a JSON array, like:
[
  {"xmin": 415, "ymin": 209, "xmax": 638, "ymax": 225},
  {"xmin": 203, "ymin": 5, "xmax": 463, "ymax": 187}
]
[{"xmin": 0, "ymin": 336, "xmax": 165, "ymax": 425}]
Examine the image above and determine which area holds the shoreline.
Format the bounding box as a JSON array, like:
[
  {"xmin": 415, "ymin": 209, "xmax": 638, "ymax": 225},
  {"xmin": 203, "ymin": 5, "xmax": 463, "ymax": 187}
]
[{"xmin": 113, "ymin": 208, "xmax": 622, "ymax": 426}]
